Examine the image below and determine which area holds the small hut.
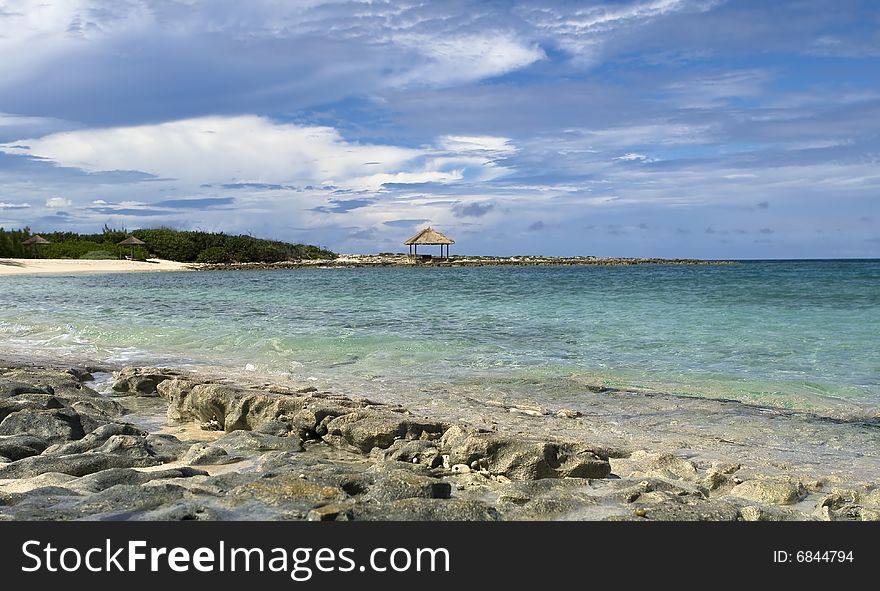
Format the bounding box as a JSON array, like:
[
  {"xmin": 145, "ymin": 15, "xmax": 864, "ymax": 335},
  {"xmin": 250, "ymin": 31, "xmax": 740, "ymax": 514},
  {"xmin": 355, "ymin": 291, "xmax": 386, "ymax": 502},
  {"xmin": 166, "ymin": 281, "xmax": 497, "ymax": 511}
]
[
  {"xmin": 118, "ymin": 236, "xmax": 147, "ymax": 260},
  {"xmin": 21, "ymin": 235, "xmax": 50, "ymax": 258},
  {"xmin": 404, "ymin": 227, "xmax": 454, "ymax": 258}
]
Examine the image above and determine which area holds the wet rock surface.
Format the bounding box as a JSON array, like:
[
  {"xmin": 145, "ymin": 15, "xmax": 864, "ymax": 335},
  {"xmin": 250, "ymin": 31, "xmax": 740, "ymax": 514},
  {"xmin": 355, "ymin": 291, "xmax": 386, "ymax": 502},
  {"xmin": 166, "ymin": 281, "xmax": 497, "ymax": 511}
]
[{"xmin": 1, "ymin": 364, "xmax": 877, "ymax": 521}]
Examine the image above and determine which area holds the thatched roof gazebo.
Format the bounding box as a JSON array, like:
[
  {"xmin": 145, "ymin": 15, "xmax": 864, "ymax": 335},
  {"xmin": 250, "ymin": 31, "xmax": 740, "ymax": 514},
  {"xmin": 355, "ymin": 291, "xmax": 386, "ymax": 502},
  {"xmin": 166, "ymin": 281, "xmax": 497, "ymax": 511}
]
[
  {"xmin": 404, "ymin": 227, "xmax": 454, "ymax": 258},
  {"xmin": 118, "ymin": 236, "xmax": 147, "ymax": 259},
  {"xmin": 21, "ymin": 235, "xmax": 50, "ymax": 258},
  {"xmin": 21, "ymin": 235, "xmax": 50, "ymax": 246}
]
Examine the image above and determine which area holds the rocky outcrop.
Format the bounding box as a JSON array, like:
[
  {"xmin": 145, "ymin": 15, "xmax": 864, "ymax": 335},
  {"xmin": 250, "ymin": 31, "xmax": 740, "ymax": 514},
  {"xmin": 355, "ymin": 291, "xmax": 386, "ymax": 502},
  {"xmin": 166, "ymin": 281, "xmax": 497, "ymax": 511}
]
[
  {"xmin": 2, "ymin": 364, "xmax": 870, "ymax": 522},
  {"xmin": 112, "ymin": 367, "xmax": 182, "ymax": 396},
  {"xmin": 729, "ymin": 477, "xmax": 808, "ymax": 506},
  {"xmin": 440, "ymin": 425, "xmax": 611, "ymax": 480}
]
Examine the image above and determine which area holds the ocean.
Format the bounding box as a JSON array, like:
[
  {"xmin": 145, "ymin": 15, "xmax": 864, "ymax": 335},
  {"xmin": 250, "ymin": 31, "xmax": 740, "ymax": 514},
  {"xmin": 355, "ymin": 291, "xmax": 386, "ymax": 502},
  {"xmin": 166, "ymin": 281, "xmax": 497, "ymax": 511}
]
[{"xmin": 1, "ymin": 260, "xmax": 878, "ymax": 420}]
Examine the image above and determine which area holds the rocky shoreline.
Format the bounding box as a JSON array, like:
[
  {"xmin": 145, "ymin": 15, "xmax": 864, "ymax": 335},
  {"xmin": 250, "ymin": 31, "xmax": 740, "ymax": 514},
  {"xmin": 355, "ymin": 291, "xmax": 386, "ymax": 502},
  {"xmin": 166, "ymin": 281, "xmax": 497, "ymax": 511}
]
[
  {"xmin": 1, "ymin": 362, "xmax": 878, "ymax": 521},
  {"xmin": 196, "ymin": 253, "xmax": 737, "ymax": 271}
]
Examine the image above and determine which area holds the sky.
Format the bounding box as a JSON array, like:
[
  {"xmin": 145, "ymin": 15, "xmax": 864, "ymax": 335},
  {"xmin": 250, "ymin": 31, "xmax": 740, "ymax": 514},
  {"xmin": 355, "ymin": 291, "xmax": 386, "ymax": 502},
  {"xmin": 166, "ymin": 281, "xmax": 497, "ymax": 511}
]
[{"xmin": 0, "ymin": 0, "xmax": 878, "ymax": 258}]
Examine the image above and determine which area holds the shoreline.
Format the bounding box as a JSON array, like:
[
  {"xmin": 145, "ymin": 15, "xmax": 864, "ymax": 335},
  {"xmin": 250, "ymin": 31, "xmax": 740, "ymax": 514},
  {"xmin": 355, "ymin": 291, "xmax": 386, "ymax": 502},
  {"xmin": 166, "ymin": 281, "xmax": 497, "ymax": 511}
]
[
  {"xmin": 1, "ymin": 356, "xmax": 878, "ymax": 521},
  {"xmin": 0, "ymin": 258, "xmax": 194, "ymax": 276}
]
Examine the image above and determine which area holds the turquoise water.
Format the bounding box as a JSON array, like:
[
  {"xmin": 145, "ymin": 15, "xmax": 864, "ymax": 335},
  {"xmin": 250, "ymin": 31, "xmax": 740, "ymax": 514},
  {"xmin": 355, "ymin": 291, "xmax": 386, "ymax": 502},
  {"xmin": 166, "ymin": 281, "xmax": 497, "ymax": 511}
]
[{"xmin": 1, "ymin": 260, "xmax": 878, "ymax": 418}]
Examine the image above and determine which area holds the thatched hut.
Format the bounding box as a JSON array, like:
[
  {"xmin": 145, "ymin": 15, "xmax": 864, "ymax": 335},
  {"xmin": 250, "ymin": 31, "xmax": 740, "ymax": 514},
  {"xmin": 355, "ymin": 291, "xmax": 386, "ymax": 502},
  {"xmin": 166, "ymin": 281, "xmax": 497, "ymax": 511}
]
[
  {"xmin": 118, "ymin": 236, "xmax": 147, "ymax": 259},
  {"xmin": 21, "ymin": 235, "xmax": 50, "ymax": 258},
  {"xmin": 404, "ymin": 227, "xmax": 454, "ymax": 258}
]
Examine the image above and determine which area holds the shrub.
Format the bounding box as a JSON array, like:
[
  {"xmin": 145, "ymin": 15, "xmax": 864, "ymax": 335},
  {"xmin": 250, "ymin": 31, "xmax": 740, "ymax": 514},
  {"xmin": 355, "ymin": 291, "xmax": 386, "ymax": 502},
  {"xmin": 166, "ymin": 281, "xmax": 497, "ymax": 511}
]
[
  {"xmin": 196, "ymin": 247, "xmax": 232, "ymax": 263},
  {"xmin": 80, "ymin": 250, "xmax": 117, "ymax": 260}
]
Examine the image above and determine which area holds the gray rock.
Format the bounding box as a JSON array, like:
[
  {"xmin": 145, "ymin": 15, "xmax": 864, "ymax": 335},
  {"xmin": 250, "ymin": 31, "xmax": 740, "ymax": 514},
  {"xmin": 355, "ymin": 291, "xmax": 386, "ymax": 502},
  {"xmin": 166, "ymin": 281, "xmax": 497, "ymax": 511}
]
[
  {"xmin": 357, "ymin": 498, "xmax": 500, "ymax": 521},
  {"xmin": 72, "ymin": 467, "xmax": 209, "ymax": 493},
  {"xmin": 0, "ymin": 435, "xmax": 49, "ymax": 460},
  {"xmin": 306, "ymin": 503, "xmax": 354, "ymax": 521},
  {"xmin": 1, "ymin": 369, "xmax": 101, "ymax": 400},
  {"xmin": 253, "ymin": 420, "xmax": 295, "ymax": 437},
  {"xmin": 46, "ymin": 423, "xmax": 148, "ymax": 455},
  {"xmin": 740, "ymin": 505, "xmax": 811, "ymax": 522},
  {"xmin": 72, "ymin": 483, "xmax": 190, "ymax": 518},
  {"xmin": 182, "ymin": 443, "xmax": 241, "ymax": 465},
  {"xmin": 440, "ymin": 426, "xmax": 610, "ymax": 480},
  {"xmin": 366, "ymin": 467, "xmax": 451, "ymax": 502},
  {"xmin": 212, "ymin": 430, "xmax": 303, "ymax": 453},
  {"xmin": 0, "ymin": 378, "xmax": 54, "ymax": 399},
  {"xmin": 65, "ymin": 368, "xmax": 94, "ymax": 382},
  {"xmin": 0, "ymin": 408, "xmax": 88, "ymax": 444},
  {"xmin": 730, "ymin": 477, "xmax": 807, "ymax": 506},
  {"xmin": 495, "ymin": 478, "xmax": 598, "ymax": 519},
  {"xmin": 112, "ymin": 367, "xmax": 181, "ymax": 396},
  {"xmin": 229, "ymin": 472, "xmax": 349, "ymax": 512},
  {"xmin": 622, "ymin": 492, "xmax": 741, "ymax": 521},
  {"xmin": 0, "ymin": 451, "xmax": 165, "ymax": 479},
  {"xmin": 131, "ymin": 502, "xmax": 227, "ymax": 521},
  {"xmin": 324, "ymin": 410, "xmax": 446, "ymax": 453},
  {"xmin": 376, "ymin": 440, "xmax": 444, "ymax": 468}
]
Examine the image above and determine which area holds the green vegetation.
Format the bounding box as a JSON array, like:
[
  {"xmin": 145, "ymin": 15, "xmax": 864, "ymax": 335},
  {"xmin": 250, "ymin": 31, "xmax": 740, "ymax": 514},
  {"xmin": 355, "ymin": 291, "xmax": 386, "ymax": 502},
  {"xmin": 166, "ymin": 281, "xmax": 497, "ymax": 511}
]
[{"xmin": 0, "ymin": 226, "xmax": 336, "ymax": 262}]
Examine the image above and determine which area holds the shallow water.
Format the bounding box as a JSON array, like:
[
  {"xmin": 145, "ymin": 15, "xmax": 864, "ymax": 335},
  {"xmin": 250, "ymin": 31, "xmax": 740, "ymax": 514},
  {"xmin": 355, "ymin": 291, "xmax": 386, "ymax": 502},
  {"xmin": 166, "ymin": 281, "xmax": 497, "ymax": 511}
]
[{"xmin": 1, "ymin": 260, "xmax": 878, "ymax": 421}]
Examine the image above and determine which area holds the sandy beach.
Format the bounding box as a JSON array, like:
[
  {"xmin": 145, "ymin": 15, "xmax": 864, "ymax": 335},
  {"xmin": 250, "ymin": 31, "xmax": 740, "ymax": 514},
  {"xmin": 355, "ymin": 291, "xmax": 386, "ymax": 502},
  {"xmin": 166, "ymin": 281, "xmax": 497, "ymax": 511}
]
[{"xmin": 0, "ymin": 258, "xmax": 194, "ymax": 276}]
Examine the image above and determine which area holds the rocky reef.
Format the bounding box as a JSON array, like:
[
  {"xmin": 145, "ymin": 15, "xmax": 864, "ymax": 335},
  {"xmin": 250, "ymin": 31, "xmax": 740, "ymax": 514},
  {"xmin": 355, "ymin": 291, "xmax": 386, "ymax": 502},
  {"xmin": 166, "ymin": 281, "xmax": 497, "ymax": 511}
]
[
  {"xmin": 1, "ymin": 363, "xmax": 877, "ymax": 521},
  {"xmin": 196, "ymin": 253, "xmax": 736, "ymax": 271}
]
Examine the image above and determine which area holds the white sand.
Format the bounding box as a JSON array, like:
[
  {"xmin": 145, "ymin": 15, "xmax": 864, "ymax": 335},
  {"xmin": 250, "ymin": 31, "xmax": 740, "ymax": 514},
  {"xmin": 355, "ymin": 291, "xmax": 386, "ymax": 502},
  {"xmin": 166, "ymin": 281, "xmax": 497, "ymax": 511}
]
[{"xmin": 0, "ymin": 258, "xmax": 195, "ymax": 275}]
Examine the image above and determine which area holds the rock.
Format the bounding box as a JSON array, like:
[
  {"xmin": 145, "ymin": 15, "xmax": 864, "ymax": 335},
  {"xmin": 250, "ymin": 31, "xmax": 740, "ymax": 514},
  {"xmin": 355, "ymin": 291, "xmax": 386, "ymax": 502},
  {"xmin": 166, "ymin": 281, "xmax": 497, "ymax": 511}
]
[
  {"xmin": 65, "ymin": 368, "xmax": 94, "ymax": 382},
  {"xmin": 626, "ymin": 493, "xmax": 740, "ymax": 521},
  {"xmin": 440, "ymin": 426, "xmax": 610, "ymax": 480},
  {"xmin": 624, "ymin": 451, "xmax": 699, "ymax": 481},
  {"xmin": 324, "ymin": 410, "xmax": 446, "ymax": 453},
  {"xmin": 556, "ymin": 409, "xmax": 581, "ymax": 419},
  {"xmin": 377, "ymin": 440, "xmax": 444, "ymax": 468},
  {"xmin": 111, "ymin": 367, "xmax": 180, "ymax": 396},
  {"xmin": 817, "ymin": 489, "xmax": 880, "ymax": 521},
  {"xmin": 740, "ymin": 505, "xmax": 809, "ymax": 522},
  {"xmin": 211, "ymin": 430, "xmax": 303, "ymax": 453},
  {"xmin": 366, "ymin": 467, "xmax": 451, "ymax": 502},
  {"xmin": 72, "ymin": 483, "xmax": 189, "ymax": 518},
  {"xmin": 0, "ymin": 451, "xmax": 165, "ymax": 479},
  {"xmin": 0, "ymin": 435, "xmax": 49, "ymax": 460},
  {"xmin": 231, "ymin": 472, "xmax": 348, "ymax": 511},
  {"xmin": 71, "ymin": 467, "xmax": 209, "ymax": 493},
  {"xmin": 730, "ymin": 477, "xmax": 807, "ymax": 506},
  {"xmin": 182, "ymin": 443, "xmax": 241, "ymax": 466},
  {"xmin": 306, "ymin": 504, "xmax": 354, "ymax": 521},
  {"xmin": 0, "ymin": 378, "xmax": 54, "ymax": 399},
  {"xmin": 451, "ymin": 464, "xmax": 471, "ymax": 474},
  {"xmin": 253, "ymin": 420, "xmax": 295, "ymax": 437},
  {"xmin": 496, "ymin": 478, "xmax": 598, "ymax": 519},
  {"xmin": 0, "ymin": 408, "xmax": 88, "ymax": 444},
  {"xmin": 45, "ymin": 423, "xmax": 148, "ymax": 455},
  {"xmin": 356, "ymin": 498, "xmax": 500, "ymax": 521},
  {"xmin": 132, "ymin": 502, "xmax": 226, "ymax": 521},
  {"xmin": 156, "ymin": 378, "xmax": 196, "ymax": 420},
  {"xmin": 1, "ymin": 369, "xmax": 103, "ymax": 402}
]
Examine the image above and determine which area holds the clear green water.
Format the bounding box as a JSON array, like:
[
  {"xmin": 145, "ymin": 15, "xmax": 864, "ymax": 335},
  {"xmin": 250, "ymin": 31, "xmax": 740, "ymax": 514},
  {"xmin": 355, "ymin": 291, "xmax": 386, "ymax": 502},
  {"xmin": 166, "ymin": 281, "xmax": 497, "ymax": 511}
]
[{"xmin": 1, "ymin": 260, "xmax": 878, "ymax": 418}]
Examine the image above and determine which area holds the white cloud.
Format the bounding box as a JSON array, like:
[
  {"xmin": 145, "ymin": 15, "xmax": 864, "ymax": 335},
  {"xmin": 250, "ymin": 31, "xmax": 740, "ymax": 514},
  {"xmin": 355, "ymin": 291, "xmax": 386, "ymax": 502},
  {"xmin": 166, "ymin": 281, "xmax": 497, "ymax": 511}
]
[
  {"xmin": 45, "ymin": 197, "xmax": 72, "ymax": 208},
  {"xmin": 0, "ymin": 116, "xmax": 517, "ymax": 191},
  {"xmin": 515, "ymin": 0, "xmax": 721, "ymax": 65},
  {"xmin": 614, "ymin": 152, "xmax": 655, "ymax": 162},
  {"xmin": 1, "ymin": 115, "xmax": 421, "ymax": 187},
  {"xmin": 392, "ymin": 33, "xmax": 545, "ymax": 86},
  {"xmin": 439, "ymin": 135, "xmax": 517, "ymax": 155},
  {"xmin": 0, "ymin": 202, "xmax": 32, "ymax": 209}
]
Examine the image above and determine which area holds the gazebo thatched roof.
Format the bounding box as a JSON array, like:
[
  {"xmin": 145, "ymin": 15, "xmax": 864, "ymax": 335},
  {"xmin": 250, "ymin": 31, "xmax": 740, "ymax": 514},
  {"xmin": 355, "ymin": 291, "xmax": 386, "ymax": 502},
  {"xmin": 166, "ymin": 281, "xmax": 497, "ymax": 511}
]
[
  {"xmin": 118, "ymin": 236, "xmax": 147, "ymax": 246},
  {"xmin": 404, "ymin": 227, "xmax": 454, "ymax": 246},
  {"xmin": 21, "ymin": 235, "xmax": 50, "ymax": 245}
]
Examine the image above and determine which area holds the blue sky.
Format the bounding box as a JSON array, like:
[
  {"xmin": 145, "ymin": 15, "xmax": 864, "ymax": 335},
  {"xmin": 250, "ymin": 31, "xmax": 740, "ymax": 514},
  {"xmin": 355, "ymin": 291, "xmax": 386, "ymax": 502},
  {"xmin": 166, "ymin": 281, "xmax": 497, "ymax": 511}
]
[{"xmin": 0, "ymin": 0, "xmax": 878, "ymax": 258}]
